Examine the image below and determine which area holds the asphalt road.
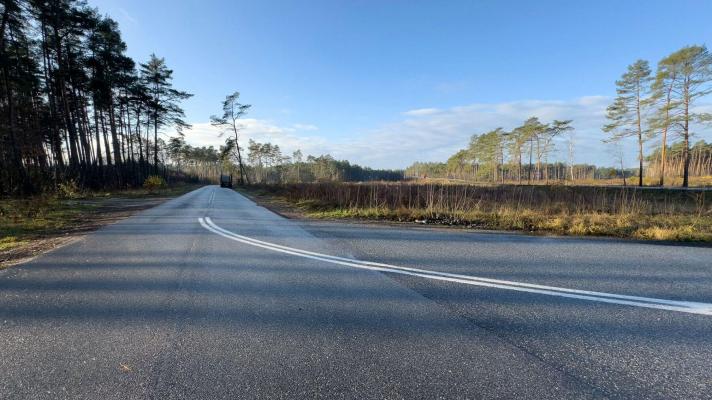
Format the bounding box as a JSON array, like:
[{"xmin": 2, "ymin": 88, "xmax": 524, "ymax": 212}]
[{"xmin": 1, "ymin": 186, "xmax": 711, "ymax": 399}]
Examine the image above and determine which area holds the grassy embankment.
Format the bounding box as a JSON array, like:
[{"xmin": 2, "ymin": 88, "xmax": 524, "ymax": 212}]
[
  {"xmin": 0, "ymin": 183, "xmax": 201, "ymax": 261},
  {"xmin": 241, "ymin": 183, "xmax": 712, "ymax": 242}
]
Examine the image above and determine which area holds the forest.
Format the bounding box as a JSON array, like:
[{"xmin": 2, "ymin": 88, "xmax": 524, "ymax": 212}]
[
  {"xmin": 406, "ymin": 138, "xmax": 712, "ymax": 186},
  {"xmin": 0, "ymin": 0, "xmax": 195, "ymax": 196},
  {"xmin": 0, "ymin": 0, "xmax": 400, "ymax": 196}
]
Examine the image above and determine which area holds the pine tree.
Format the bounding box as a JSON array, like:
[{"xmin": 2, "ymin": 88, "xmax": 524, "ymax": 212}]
[
  {"xmin": 603, "ymin": 60, "xmax": 652, "ymax": 187},
  {"xmin": 139, "ymin": 54, "xmax": 192, "ymax": 174},
  {"xmin": 655, "ymin": 46, "xmax": 712, "ymax": 187},
  {"xmin": 210, "ymin": 91, "xmax": 251, "ymax": 185}
]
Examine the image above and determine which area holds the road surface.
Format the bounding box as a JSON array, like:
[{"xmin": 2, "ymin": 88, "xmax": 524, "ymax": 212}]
[{"xmin": 1, "ymin": 186, "xmax": 711, "ymax": 399}]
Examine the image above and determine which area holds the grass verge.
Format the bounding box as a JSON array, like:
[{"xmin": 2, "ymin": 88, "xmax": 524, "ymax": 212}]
[
  {"xmin": 0, "ymin": 183, "xmax": 201, "ymax": 267},
  {"xmin": 239, "ymin": 183, "xmax": 712, "ymax": 243}
]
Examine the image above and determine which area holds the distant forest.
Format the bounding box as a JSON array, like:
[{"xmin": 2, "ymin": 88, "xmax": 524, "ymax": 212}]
[{"xmin": 168, "ymin": 138, "xmax": 404, "ymax": 185}]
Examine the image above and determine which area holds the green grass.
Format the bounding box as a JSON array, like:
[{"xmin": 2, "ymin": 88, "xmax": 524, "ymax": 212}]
[{"xmin": 0, "ymin": 236, "xmax": 29, "ymax": 251}]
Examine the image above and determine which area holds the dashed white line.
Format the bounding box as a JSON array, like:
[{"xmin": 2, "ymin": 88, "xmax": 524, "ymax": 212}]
[{"xmin": 199, "ymin": 217, "xmax": 712, "ymax": 316}]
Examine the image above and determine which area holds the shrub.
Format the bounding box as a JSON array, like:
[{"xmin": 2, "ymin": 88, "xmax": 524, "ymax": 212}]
[
  {"xmin": 57, "ymin": 180, "xmax": 81, "ymax": 199},
  {"xmin": 143, "ymin": 175, "xmax": 166, "ymax": 193}
]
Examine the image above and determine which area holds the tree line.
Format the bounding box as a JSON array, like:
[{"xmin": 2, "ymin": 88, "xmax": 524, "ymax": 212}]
[
  {"xmin": 203, "ymin": 91, "xmax": 403, "ymax": 185},
  {"xmin": 406, "ymin": 117, "xmax": 576, "ymax": 184},
  {"xmin": 646, "ymin": 140, "xmax": 712, "ymax": 179},
  {"xmin": 238, "ymin": 140, "xmax": 403, "ymax": 184},
  {"xmin": 0, "ymin": 0, "xmax": 193, "ymax": 195},
  {"xmin": 405, "ymin": 160, "xmax": 634, "ymax": 183}
]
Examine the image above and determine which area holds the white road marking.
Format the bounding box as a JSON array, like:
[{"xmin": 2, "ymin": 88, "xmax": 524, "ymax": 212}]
[
  {"xmin": 208, "ymin": 189, "xmax": 215, "ymax": 206},
  {"xmin": 199, "ymin": 217, "xmax": 712, "ymax": 316}
]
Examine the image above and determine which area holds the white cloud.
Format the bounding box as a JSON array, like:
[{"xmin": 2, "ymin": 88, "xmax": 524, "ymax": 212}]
[
  {"xmin": 183, "ymin": 97, "xmax": 712, "ymax": 170},
  {"xmin": 403, "ymin": 108, "xmax": 442, "ymax": 116},
  {"xmin": 183, "ymin": 119, "xmax": 328, "ymax": 157},
  {"xmin": 115, "ymin": 7, "xmax": 138, "ymax": 25},
  {"xmin": 290, "ymin": 123, "xmax": 319, "ymax": 131},
  {"xmin": 339, "ymin": 97, "xmax": 616, "ymax": 168}
]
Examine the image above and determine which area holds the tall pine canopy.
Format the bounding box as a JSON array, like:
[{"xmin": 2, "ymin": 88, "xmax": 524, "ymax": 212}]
[
  {"xmin": 0, "ymin": 0, "xmax": 192, "ymax": 195},
  {"xmin": 603, "ymin": 60, "xmax": 652, "ymax": 187}
]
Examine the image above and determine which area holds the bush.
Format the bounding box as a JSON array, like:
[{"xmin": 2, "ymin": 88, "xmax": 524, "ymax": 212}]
[
  {"xmin": 57, "ymin": 180, "xmax": 81, "ymax": 199},
  {"xmin": 143, "ymin": 175, "xmax": 166, "ymax": 193}
]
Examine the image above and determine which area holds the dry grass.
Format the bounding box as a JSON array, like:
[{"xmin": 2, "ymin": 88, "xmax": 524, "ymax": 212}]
[
  {"xmin": 0, "ymin": 183, "xmax": 201, "ymax": 265},
  {"xmin": 413, "ymin": 175, "xmax": 712, "ymax": 188},
  {"xmin": 243, "ymin": 183, "xmax": 712, "ymax": 242}
]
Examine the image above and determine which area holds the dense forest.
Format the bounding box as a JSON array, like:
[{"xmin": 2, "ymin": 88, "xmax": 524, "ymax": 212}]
[
  {"xmin": 0, "ymin": 0, "xmax": 193, "ymax": 195},
  {"xmin": 405, "ymin": 161, "xmax": 636, "ymax": 183},
  {"xmin": 646, "ymin": 140, "xmax": 712, "ymax": 179}
]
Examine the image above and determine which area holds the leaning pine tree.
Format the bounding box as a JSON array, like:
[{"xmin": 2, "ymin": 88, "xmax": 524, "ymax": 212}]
[
  {"xmin": 603, "ymin": 60, "xmax": 652, "ymax": 187},
  {"xmin": 211, "ymin": 91, "xmax": 252, "ymax": 185}
]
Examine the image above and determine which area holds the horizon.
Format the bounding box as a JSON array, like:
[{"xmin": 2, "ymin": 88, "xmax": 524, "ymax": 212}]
[{"xmin": 89, "ymin": 0, "xmax": 712, "ymax": 169}]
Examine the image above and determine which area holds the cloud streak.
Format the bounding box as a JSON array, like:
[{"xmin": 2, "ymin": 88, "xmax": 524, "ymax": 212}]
[
  {"xmin": 183, "ymin": 96, "xmax": 711, "ymax": 170},
  {"xmin": 184, "ymin": 119, "xmax": 329, "ymax": 158}
]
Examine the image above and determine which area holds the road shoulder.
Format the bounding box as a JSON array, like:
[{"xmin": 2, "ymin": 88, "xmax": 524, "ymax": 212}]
[{"xmin": 0, "ymin": 185, "xmax": 202, "ymax": 269}]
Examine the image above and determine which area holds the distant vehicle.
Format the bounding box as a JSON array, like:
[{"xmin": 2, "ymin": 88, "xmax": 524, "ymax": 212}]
[{"xmin": 219, "ymin": 174, "xmax": 233, "ymax": 188}]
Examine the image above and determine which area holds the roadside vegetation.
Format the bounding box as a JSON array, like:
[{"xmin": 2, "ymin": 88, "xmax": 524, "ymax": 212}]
[
  {"xmin": 3, "ymin": 1, "xmax": 711, "ymax": 248},
  {"xmin": 0, "ymin": 182, "xmax": 199, "ymax": 267},
  {"xmin": 0, "ymin": 0, "xmax": 203, "ymax": 196},
  {"xmin": 230, "ymin": 45, "xmax": 712, "ymax": 244},
  {"xmin": 242, "ymin": 183, "xmax": 712, "ymax": 242}
]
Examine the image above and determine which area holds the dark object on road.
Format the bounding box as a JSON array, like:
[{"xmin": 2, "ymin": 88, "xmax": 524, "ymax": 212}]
[{"xmin": 220, "ymin": 174, "xmax": 233, "ymax": 188}]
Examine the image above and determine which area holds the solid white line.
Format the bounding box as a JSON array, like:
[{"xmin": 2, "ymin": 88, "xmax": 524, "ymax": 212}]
[
  {"xmin": 199, "ymin": 217, "xmax": 712, "ymax": 316},
  {"xmin": 208, "ymin": 189, "xmax": 215, "ymax": 206},
  {"xmin": 204, "ymin": 218, "xmax": 704, "ymax": 308}
]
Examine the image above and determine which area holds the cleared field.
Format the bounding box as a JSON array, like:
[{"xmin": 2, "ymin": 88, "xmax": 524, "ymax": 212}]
[{"xmin": 242, "ymin": 182, "xmax": 712, "ymax": 242}]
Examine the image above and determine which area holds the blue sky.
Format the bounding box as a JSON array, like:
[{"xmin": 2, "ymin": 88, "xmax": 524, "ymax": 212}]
[{"xmin": 89, "ymin": 0, "xmax": 712, "ymax": 169}]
